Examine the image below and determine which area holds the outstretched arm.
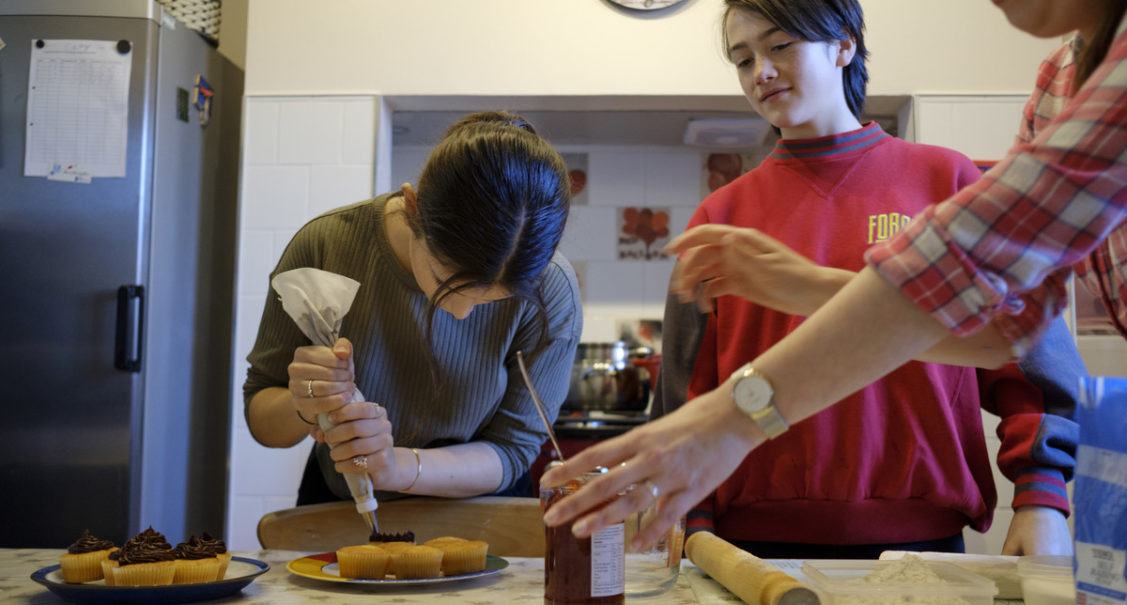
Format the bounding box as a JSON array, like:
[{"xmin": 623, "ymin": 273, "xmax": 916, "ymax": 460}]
[{"xmin": 665, "ymin": 224, "xmax": 1015, "ymax": 368}]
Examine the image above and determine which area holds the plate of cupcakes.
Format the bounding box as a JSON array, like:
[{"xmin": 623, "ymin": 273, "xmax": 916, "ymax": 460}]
[
  {"xmin": 287, "ymin": 535, "xmax": 507, "ymax": 586},
  {"xmin": 31, "ymin": 528, "xmax": 268, "ymax": 604}
]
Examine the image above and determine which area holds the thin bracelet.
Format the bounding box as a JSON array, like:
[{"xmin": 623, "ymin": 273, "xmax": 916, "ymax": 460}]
[
  {"xmin": 296, "ymin": 409, "xmax": 315, "ymax": 425},
  {"xmin": 402, "ymin": 448, "xmax": 422, "ymax": 492}
]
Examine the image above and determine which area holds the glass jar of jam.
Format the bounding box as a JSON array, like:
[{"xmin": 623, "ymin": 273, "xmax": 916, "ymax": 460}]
[{"xmin": 541, "ymin": 463, "xmax": 624, "ymax": 605}]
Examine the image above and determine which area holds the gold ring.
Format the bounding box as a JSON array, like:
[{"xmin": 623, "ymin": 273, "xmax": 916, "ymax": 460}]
[
  {"xmin": 352, "ymin": 455, "xmax": 368, "ymax": 470},
  {"xmin": 306, "ymin": 379, "xmax": 315, "ymax": 398}
]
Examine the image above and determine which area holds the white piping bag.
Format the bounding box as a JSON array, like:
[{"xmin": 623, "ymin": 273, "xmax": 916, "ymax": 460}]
[{"xmin": 271, "ymin": 267, "xmax": 379, "ymax": 532}]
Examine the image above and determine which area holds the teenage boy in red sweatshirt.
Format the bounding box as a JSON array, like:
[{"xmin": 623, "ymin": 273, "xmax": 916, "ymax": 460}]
[{"xmin": 653, "ymin": 0, "xmax": 1083, "ymax": 558}]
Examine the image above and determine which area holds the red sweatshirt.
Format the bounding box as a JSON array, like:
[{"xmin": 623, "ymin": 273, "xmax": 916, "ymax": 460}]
[{"xmin": 655, "ymin": 123, "xmax": 1077, "ymax": 545}]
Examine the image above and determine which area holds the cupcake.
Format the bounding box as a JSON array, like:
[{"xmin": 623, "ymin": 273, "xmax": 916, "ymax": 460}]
[
  {"xmin": 374, "ymin": 541, "xmax": 415, "ymax": 576},
  {"xmin": 422, "ymin": 536, "xmax": 468, "ymax": 549},
  {"xmin": 434, "ymin": 540, "xmax": 489, "ymax": 576},
  {"xmin": 336, "ymin": 544, "xmax": 391, "ymax": 579},
  {"xmin": 172, "ymin": 535, "xmax": 222, "ymax": 584},
  {"xmin": 59, "ymin": 530, "xmax": 116, "ymax": 583},
  {"xmin": 196, "ymin": 532, "xmax": 231, "ymax": 579},
  {"xmin": 389, "ymin": 545, "xmax": 443, "ymax": 579},
  {"xmin": 108, "ymin": 530, "xmax": 176, "ymax": 586}
]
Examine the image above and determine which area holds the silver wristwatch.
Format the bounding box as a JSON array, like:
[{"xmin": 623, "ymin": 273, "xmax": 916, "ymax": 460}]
[{"xmin": 729, "ymin": 363, "xmax": 789, "ymax": 439}]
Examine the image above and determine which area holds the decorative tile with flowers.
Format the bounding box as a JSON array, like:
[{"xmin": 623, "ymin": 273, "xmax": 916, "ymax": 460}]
[
  {"xmin": 561, "ymin": 153, "xmax": 589, "ymax": 206},
  {"xmin": 617, "ymin": 206, "xmax": 670, "ymax": 261}
]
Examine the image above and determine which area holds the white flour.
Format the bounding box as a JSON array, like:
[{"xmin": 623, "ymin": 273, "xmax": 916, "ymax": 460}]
[{"xmin": 835, "ymin": 555, "xmax": 971, "ymax": 605}]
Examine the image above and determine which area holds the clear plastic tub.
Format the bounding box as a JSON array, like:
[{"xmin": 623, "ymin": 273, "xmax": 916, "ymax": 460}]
[
  {"xmin": 1017, "ymin": 555, "xmax": 1074, "ymax": 605},
  {"xmin": 801, "ymin": 559, "xmax": 998, "ymax": 605}
]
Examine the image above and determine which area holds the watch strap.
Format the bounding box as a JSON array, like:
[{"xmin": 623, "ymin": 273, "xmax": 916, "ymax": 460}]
[{"xmin": 750, "ymin": 404, "xmax": 788, "ymax": 439}]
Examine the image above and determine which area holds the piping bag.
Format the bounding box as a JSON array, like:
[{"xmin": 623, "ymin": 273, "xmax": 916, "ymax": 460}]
[{"xmin": 272, "ymin": 267, "xmax": 379, "ymax": 533}]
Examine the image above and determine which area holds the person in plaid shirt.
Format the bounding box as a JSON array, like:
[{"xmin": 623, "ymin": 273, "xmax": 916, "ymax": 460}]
[{"xmin": 540, "ymin": 0, "xmax": 1127, "ymax": 551}]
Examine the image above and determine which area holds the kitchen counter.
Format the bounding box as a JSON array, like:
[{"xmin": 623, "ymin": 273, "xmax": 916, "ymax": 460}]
[{"xmin": 1, "ymin": 548, "xmax": 1026, "ymax": 604}]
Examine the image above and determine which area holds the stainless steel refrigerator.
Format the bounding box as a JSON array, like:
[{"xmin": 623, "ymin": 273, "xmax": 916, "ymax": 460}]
[{"xmin": 0, "ymin": 0, "xmax": 242, "ymax": 547}]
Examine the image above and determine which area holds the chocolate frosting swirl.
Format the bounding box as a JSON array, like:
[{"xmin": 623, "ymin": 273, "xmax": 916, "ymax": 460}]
[
  {"xmin": 174, "ymin": 534, "xmax": 223, "ymax": 560},
  {"xmin": 108, "ymin": 526, "xmax": 174, "ymax": 566},
  {"xmin": 66, "ymin": 529, "xmax": 114, "ymax": 554},
  {"xmin": 197, "ymin": 532, "xmax": 227, "ymax": 555},
  {"xmin": 110, "ymin": 539, "xmax": 175, "ymax": 566},
  {"xmin": 132, "ymin": 527, "xmax": 173, "ymax": 550}
]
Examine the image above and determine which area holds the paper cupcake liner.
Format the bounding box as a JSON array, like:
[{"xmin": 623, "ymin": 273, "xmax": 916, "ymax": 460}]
[
  {"xmin": 391, "ymin": 545, "xmax": 443, "ymax": 579},
  {"xmin": 112, "ymin": 560, "xmax": 176, "ymax": 586},
  {"xmin": 59, "ymin": 549, "xmax": 114, "ymax": 583},
  {"xmin": 336, "ymin": 545, "xmax": 391, "ymax": 579},
  {"xmin": 173, "ymin": 557, "xmax": 221, "ymax": 584}
]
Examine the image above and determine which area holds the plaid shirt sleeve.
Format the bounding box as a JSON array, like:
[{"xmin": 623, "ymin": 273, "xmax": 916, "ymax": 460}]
[{"xmin": 866, "ymin": 24, "xmax": 1127, "ymax": 357}]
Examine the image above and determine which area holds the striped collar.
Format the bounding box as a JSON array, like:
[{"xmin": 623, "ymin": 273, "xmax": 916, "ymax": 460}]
[{"xmin": 769, "ymin": 122, "xmax": 888, "ymax": 160}]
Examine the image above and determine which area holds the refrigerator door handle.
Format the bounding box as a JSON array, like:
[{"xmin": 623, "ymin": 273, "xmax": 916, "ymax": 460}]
[{"xmin": 115, "ymin": 285, "xmax": 144, "ymax": 372}]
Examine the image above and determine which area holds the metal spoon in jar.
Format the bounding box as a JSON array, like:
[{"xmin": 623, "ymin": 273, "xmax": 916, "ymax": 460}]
[{"xmin": 516, "ymin": 350, "xmax": 566, "ymax": 463}]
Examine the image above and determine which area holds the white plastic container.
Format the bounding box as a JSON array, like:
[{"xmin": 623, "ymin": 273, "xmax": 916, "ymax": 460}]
[
  {"xmin": 1017, "ymin": 555, "xmax": 1075, "ymax": 605},
  {"xmin": 802, "ymin": 559, "xmax": 998, "ymax": 605}
]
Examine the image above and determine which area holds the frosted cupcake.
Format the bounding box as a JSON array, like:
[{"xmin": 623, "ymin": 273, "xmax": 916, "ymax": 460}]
[
  {"xmin": 172, "ymin": 535, "xmax": 222, "ymax": 583},
  {"xmin": 336, "ymin": 544, "xmax": 391, "ymax": 579},
  {"xmin": 195, "ymin": 532, "xmax": 231, "ymax": 579},
  {"xmin": 59, "ymin": 530, "xmax": 116, "ymax": 583},
  {"xmin": 108, "ymin": 533, "xmax": 176, "ymax": 586}
]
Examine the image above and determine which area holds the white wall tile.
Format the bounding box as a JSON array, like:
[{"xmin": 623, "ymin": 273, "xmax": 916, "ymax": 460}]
[
  {"xmin": 341, "ymin": 99, "xmax": 376, "ymax": 165},
  {"xmin": 308, "ymin": 165, "xmax": 375, "ymax": 217},
  {"xmin": 273, "ymin": 230, "xmax": 298, "ymax": 260},
  {"xmin": 236, "ymin": 293, "xmax": 266, "ymax": 366},
  {"xmin": 559, "ymin": 206, "xmax": 617, "ymax": 262},
  {"xmin": 670, "ymin": 206, "xmax": 699, "ymax": 238},
  {"xmin": 243, "ymin": 101, "xmax": 279, "ymax": 165},
  {"xmin": 238, "ymin": 230, "xmax": 277, "ymax": 295},
  {"xmin": 914, "ymin": 95, "xmax": 1027, "ymax": 160},
  {"xmin": 588, "ymin": 149, "xmax": 645, "ymax": 207},
  {"xmin": 645, "ymin": 151, "xmax": 705, "ymax": 208},
  {"xmin": 241, "ymin": 166, "xmax": 309, "ymax": 230},
  {"xmin": 643, "ymin": 259, "xmax": 676, "ymax": 305},
  {"xmin": 585, "ymin": 261, "xmax": 645, "ymax": 306},
  {"xmin": 277, "ymin": 101, "xmax": 344, "ymax": 165}
]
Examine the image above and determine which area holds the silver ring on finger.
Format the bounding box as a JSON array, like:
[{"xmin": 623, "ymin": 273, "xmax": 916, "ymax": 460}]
[
  {"xmin": 643, "ymin": 479, "xmax": 660, "ymax": 500},
  {"xmin": 351, "ymin": 455, "xmax": 368, "ymax": 470},
  {"xmin": 306, "ymin": 379, "xmax": 315, "ymax": 398}
]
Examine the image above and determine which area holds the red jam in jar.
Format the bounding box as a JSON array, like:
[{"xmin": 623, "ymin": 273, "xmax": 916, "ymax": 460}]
[{"xmin": 541, "ymin": 464, "xmax": 624, "ymax": 605}]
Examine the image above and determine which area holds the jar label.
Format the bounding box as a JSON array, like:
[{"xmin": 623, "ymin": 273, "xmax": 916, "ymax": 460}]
[{"xmin": 590, "ymin": 522, "xmax": 625, "ymax": 597}]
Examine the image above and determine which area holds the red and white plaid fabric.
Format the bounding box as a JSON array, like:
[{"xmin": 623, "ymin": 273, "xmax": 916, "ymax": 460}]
[{"xmin": 867, "ymin": 17, "xmax": 1127, "ymax": 355}]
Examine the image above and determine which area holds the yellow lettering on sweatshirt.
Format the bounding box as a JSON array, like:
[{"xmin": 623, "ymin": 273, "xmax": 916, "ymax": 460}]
[{"xmin": 867, "ymin": 213, "xmax": 913, "ymax": 244}]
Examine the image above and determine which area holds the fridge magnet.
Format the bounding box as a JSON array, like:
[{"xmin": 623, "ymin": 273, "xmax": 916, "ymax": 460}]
[
  {"xmin": 46, "ymin": 163, "xmax": 92, "ymax": 184},
  {"xmin": 192, "ymin": 74, "xmax": 213, "ymax": 126},
  {"xmin": 561, "ymin": 153, "xmax": 589, "ymax": 205},
  {"xmin": 618, "ymin": 206, "xmax": 670, "ymax": 260}
]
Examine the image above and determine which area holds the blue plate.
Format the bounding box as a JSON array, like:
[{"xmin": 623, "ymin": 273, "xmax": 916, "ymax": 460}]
[{"xmin": 30, "ymin": 556, "xmax": 269, "ymax": 604}]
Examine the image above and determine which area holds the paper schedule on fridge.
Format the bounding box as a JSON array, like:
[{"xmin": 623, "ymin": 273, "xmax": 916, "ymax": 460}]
[{"xmin": 23, "ymin": 39, "xmax": 132, "ymax": 178}]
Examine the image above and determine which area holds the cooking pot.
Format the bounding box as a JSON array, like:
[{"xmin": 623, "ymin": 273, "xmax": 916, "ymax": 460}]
[{"xmin": 564, "ymin": 341, "xmax": 655, "ymax": 412}]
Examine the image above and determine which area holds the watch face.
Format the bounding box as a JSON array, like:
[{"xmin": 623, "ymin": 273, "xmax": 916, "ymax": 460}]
[
  {"xmin": 606, "ymin": 0, "xmax": 688, "ymax": 10},
  {"xmin": 733, "ymin": 373, "xmax": 772, "ymax": 414}
]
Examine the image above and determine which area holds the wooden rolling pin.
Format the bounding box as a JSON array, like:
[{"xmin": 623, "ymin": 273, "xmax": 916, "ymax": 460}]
[{"xmin": 685, "ymin": 532, "xmax": 820, "ymax": 605}]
